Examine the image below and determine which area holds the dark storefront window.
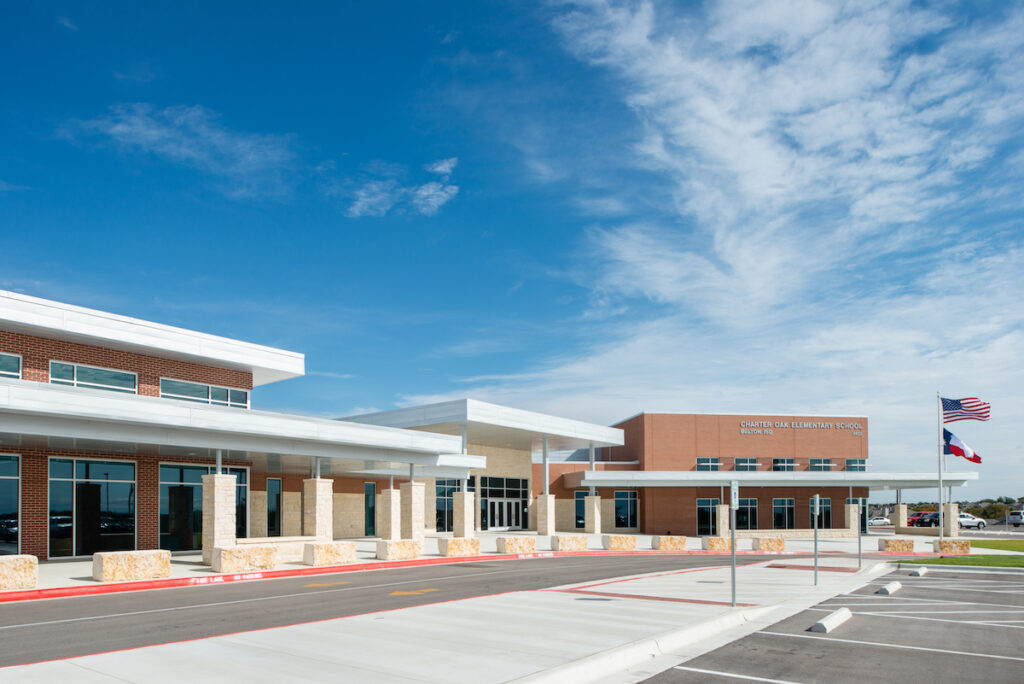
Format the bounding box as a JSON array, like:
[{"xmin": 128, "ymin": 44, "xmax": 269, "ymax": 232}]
[
  {"xmin": 614, "ymin": 491, "xmax": 637, "ymax": 528},
  {"xmin": 476, "ymin": 476, "xmax": 525, "ymax": 531},
  {"xmin": 697, "ymin": 497, "xmax": 719, "ymax": 535},
  {"xmin": 811, "ymin": 497, "xmax": 832, "ymax": 528},
  {"xmin": 0, "ymin": 455, "xmax": 18, "ymax": 554},
  {"xmin": 847, "ymin": 497, "xmax": 868, "ymax": 532},
  {"xmin": 49, "ymin": 458, "xmax": 136, "ymax": 557},
  {"xmin": 158, "ymin": 465, "xmax": 248, "ymax": 552},
  {"xmin": 736, "ymin": 498, "xmax": 757, "ymax": 530},
  {"xmin": 575, "ymin": 491, "xmax": 587, "ymax": 529},
  {"xmin": 773, "ymin": 498, "xmax": 795, "ymax": 529},
  {"xmin": 435, "ymin": 478, "xmax": 476, "ymax": 532},
  {"xmin": 267, "ymin": 478, "xmax": 282, "ymax": 537},
  {"xmin": 364, "ymin": 482, "xmax": 376, "ymax": 536}
]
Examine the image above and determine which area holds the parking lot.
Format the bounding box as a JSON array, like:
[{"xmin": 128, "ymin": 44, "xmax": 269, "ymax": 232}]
[{"xmin": 648, "ymin": 567, "xmax": 1024, "ymax": 683}]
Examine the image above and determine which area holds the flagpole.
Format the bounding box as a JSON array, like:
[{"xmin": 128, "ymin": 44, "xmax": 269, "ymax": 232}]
[{"xmin": 937, "ymin": 392, "xmax": 944, "ymax": 541}]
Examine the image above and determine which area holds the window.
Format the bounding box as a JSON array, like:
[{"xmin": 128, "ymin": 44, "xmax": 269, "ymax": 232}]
[
  {"xmin": 478, "ymin": 476, "xmax": 527, "ymax": 531},
  {"xmin": 614, "ymin": 491, "xmax": 638, "ymax": 528},
  {"xmin": 267, "ymin": 478, "xmax": 282, "ymax": 537},
  {"xmin": 734, "ymin": 458, "xmax": 758, "ymax": 471},
  {"xmin": 575, "ymin": 491, "xmax": 587, "ymax": 529},
  {"xmin": 846, "ymin": 459, "xmax": 867, "ymax": 471},
  {"xmin": 736, "ymin": 498, "xmax": 757, "ymax": 530},
  {"xmin": 773, "ymin": 498, "xmax": 795, "ymax": 529},
  {"xmin": 847, "ymin": 497, "xmax": 868, "ymax": 532},
  {"xmin": 50, "ymin": 361, "xmax": 136, "ymax": 394},
  {"xmin": 810, "ymin": 497, "xmax": 832, "ymax": 528},
  {"xmin": 0, "ymin": 455, "xmax": 18, "ymax": 555},
  {"xmin": 697, "ymin": 498, "xmax": 719, "ymax": 535},
  {"xmin": 160, "ymin": 378, "xmax": 249, "ymax": 409},
  {"xmin": 772, "ymin": 458, "xmax": 795, "ymax": 472},
  {"xmin": 810, "ymin": 458, "xmax": 832, "ymax": 471},
  {"xmin": 364, "ymin": 482, "xmax": 376, "ymax": 536},
  {"xmin": 697, "ymin": 457, "xmax": 720, "ymax": 471},
  {"xmin": 0, "ymin": 353, "xmax": 21, "ymax": 379},
  {"xmin": 434, "ymin": 478, "xmax": 475, "ymax": 532},
  {"xmin": 159, "ymin": 464, "xmax": 248, "ymax": 551},
  {"xmin": 49, "ymin": 458, "xmax": 136, "ymax": 557}
]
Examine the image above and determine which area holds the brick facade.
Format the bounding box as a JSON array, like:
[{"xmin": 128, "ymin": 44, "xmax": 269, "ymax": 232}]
[{"xmin": 0, "ymin": 329, "xmax": 252, "ymax": 395}]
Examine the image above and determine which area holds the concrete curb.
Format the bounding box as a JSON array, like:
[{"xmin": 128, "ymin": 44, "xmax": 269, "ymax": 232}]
[
  {"xmin": 896, "ymin": 562, "xmax": 1024, "ymax": 575},
  {"xmin": 0, "ymin": 548, "xmax": 844, "ymax": 604}
]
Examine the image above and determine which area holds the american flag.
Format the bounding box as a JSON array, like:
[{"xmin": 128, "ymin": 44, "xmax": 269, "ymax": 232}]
[{"xmin": 941, "ymin": 397, "xmax": 991, "ymax": 423}]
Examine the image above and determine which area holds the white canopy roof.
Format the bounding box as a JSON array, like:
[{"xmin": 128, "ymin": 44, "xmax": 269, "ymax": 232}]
[{"xmin": 564, "ymin": 470, "xmax": 980, "ymax": 491}]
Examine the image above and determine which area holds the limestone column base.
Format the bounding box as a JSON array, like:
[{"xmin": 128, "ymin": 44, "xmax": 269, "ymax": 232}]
[
  {"xmin": 303, "ymin": 478, "xmax": 334, "ymax": 540},
  {"xmin": 584, "ymin": 495, "xmax": 601, "ymax": 535},
  {"xmin": 201, "ymin": 473, "xmax": 237, "ymax": 565},
  {"xmin": 400, "ymin": 481, "xmax": 425, "ymax": 542},
  {"xmin": 379, "ymin": 488, "xmax": 401, "ymax": 540},
  {"xmin": 715, "ymin": 504, "xmax": 730, "ymax": 536},
  {"xmin": 453, "ymin": 490, "xmax": 475, "ymax": 538},
  {"xmin": 536, "ymin": 494, "xmax": 556, "ymax": 535},
  {"xmin": 943, "ymin": 502, "xmax": 960, "ymax": 537}
]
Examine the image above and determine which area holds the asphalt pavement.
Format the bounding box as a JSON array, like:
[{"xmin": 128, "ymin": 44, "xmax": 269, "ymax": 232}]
[
  {"xmin": 647, "ymin": 567, "xmax": 1024, "ymax": 683},
  {"xmin": 0, "ymin": 553, "xmax": 788, "ymax": 667}
]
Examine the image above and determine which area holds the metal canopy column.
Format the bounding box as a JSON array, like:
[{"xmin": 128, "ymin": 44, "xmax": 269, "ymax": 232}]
[
  {"xmin": 588, "ymin": 441, "xmax": 595, "ymax": 496},
  {"xmin": 542, "ymin": 434, "xmax": 549, "ymax": 496}
]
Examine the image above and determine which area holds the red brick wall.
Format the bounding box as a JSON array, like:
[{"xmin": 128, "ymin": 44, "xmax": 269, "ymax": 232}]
[{"xmin": 0, "ymin": 329, "xmax": 252, "ymax": 395}]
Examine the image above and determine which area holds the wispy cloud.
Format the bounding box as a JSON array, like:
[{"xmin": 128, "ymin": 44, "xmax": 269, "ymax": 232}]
[
  {"xmin": 0, "ymin": 180, "xmax": 29, "ymax": 193},
  {"xmin": 307, "ymin": 371, "xmax": 358, "ymax": 380},
  {"xmin": 113, "ymin": 65, "xmax": 156, "ymax": 84},
  {"xmin": 57, "ymin": 16, "xmax": 77, "ymax": 31},
  {"xmin": 338, "ymin": 157, "xmax": 460, "ymax": 218},
  {"xmin": 63, "ymin": 103, "xmax": 296, "ymax": 199},
  {"xmin": 405, "ymin": 1, "xmax": 1024, "ymax": 497}
]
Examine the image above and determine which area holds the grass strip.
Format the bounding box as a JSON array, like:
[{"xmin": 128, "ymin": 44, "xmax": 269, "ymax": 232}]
[
  {"xmin": 899, "ymin": 555, "xmax": 1024, "ymax": 568},
  {"xmin": 969, "ymin": 539, "xmax": 1024, "ymax": 552}
]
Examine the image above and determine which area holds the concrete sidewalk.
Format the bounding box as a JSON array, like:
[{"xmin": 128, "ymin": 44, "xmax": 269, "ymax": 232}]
[
  {"xmin": 17, "ymin": 531, "xmax": 961, "ymax": 593},
  {"xmin": 1, "ymin": 556, "xmax": 894, "ymax": 683}
]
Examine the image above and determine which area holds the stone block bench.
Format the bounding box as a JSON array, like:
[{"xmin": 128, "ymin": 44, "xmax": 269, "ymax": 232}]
[
  {"xmin": 552, "ymin": 535, "xmax": 588, "ymax": 552},
  {"xmin": 701, "ymin": 537, "xmax": 731, "ymax": 551},
  {"xmin": 212, "ymin": 545, "xmax": 278, "ymax": 573},
  {"xmin": 652, "ymin": 535, "xmax": 688, "ymax": 551},
  {"xmin": 878, "ymin": 538, "xmax": 915, "ymax": 553},
  {"xmin": 752, "ymin": 537, "xmax": 785, "ymax": 552},
  {"xmin": 93, "ymin": 550, "xmax": 171, "ymax": 582},
  {"xmin": 437, "ymin": 538, "xmax": 480, "ymax": 558},
  {"xmin": 376, "ymin": 539, "xmax": 422, "ymax": 561},
  {"xmin": 0, "ymin": 554, "xmax": 37, "ymax": 591},
  {"xmin": 496, "ymin": 536, "xmax": 536, "ymax": 554},
  {"xmin": 602, "ymin": 534, "xmax": 636, "ymax": 551},
  {"xmin": 303, "ymin": 541, "xmax": 357, "ymax": 567},
  {"xmin": 933, "ymin": 539, "xmax": 970, "ymax": 555}
]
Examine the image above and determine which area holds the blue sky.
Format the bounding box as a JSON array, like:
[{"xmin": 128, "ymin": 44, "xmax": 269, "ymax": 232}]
[{"xmin": 2, "ymin": 1, "xmax": 1022, "ymax": 500}]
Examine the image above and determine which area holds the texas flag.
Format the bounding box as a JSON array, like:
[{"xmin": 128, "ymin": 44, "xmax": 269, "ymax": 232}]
[{"xmin": 943, "ymin": 428, "xmax": 982, "ymax": 464}]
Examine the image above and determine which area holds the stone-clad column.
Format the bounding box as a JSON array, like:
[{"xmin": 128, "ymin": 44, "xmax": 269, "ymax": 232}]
[
  {"xmin": 894, "ymin": 503, "xmax": 908, "ymax": 529},
  {"xmin": 536, "ymin": 494, "xmax": 556, "ymax": 535},
  {"xmin": 303, "ymin": 478, "xmax": 334, "ymax": 540},
  {"xmin": 716, "ymin": 504, "xmax": 730, "ymax": 536},
  {"xmin": 202, "ymin": 473, "xmax": 237, "ymax": 564},
  {"xmin": 584, "ymin": 495, "xmax": 602, "ymax": 534},
  {"xmin": 379, "ymin": 488, "xmax": 401, "ymax": 540},
  {"xmin": 943, "ymin": 502, "xmax": 959, "ymax": 537},
  {"xmin": 400, "ymin": 481, "xmax": 425, "ymax": 541},
  {"xmin": 453, "ymin": 490, "xmax": 475, "ymax": 538}
]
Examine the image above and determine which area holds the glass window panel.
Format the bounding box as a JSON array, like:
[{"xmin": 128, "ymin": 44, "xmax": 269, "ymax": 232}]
[
  {"xmin": 229, "ymin": 389, "xmax": 248, "ymax": 406},
  {"xmin": 0, "ymin": 478, "xmax": 18, "ymax": 555},
  {"xmin": 49, "ymin": 480, "xmax": 74, "ymax": 557},
  {"xmin": 575, "ymin": 491, "xmax": 587, "ymax": 529},
  {"xmin": 161, "ymin": 379, "xmax": 209, "ymax": 400},
  {"xmin": 267, "ymin": 479, "xmax": 282, "ymax": 537},
  {"xmin": 0, "ymin": 454, "xmax": 18, "ymax": 478},
  {"xmin": 210, "ymin": 387, "xmax": 229, "ymax": 403},
  {"xmin": 50, "ymin": 361, "xmax": 74, "ymax": 382},
  {"xmin": 227, "ymin": 467, "xmax": 247, "ymax": 484},
  {"xmin": 160, "ymin": 483, "xmax": 202, "ymax": 551},
  {"xmin": 49, "ymin": 458, "xmax": 73, "ymax": 479},
  {"xmin": 76, "ymin": 460, "xmax": 135, "ymax": 482},
  {"xmin": 75, "ymin": 366, "xmax": 136, "ymax": 391},
  {"xmin": 75, "ymin": 481, "xmax": 135, "ymax": 555},
  {"xmin": 696, "ymin": 498, "xmax": 719, "ymax": 535},
  {"xmin": 0, "ymin": 353, "xmax": 20, "ymax": 378}
]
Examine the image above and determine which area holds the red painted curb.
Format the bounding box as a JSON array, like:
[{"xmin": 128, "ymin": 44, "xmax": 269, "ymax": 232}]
[{"xmin": 0, "ymin": 547, "xmax": 906, "ymax": 604}]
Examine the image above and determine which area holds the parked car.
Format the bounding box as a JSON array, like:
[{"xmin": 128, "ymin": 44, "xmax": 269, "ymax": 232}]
[
  {"xmin": 1009, "ymin": 510, "xmax": 1024, "ymax": 528},
  {"xmin": 907, "ymin": 511, "xmax": 931, "ymax": 525},
  {"xmin": 958, "ymin": 512, "xmax": 986, "ymax": 529},
  {"xmin": 868, "ymin": 516, "xmax": 891, "ymax": 526},
  {"xmin": 913, "ymin": 512, "xmax": 941, "ymax": 527}
]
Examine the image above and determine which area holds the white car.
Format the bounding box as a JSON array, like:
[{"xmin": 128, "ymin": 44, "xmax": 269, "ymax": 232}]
[
  {"xmin": 1009, "ymin": 510, "xmax": 1024, "ymax": 528},
  {"xmin": 958, "ymin": 512, "xmax": 986, "ymax": 529},
  {"xmin": 868, "ymin": 516, "xmax": 890, "ymax": 526}
]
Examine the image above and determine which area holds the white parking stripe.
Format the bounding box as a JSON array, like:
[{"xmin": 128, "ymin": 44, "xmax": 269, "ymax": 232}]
[
  {"xmin": 673, "ymin": 665, "xmax": 805, "ymax": 683},
  {"xmin": 854, "ymin": 611, "xmax": 1024, "ymax": 629},
  {"xmin": 758, "ymin": 631, "xmax": 1024, "ymax": 662}
]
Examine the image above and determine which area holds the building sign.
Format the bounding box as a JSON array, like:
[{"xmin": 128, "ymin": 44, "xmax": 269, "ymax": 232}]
[{"xmin": 739, "ymin": 420, "xmax": 863, "ymax": 436}]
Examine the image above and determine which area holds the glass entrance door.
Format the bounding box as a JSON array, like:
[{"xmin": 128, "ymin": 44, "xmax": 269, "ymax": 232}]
[{"xmin": 487, "ymin": 498, "xmax": 521, "ymax": 531}]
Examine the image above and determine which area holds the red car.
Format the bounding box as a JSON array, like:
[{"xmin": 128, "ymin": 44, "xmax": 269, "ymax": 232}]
[{"xmin": 906, "ymin": 511, "xmax": 932, "ymax": 525}]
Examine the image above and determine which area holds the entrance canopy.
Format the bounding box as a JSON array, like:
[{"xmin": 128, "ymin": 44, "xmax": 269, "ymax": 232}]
[
  {"xmin": 564, "ymin": 470, "xmax": 980, "ymax": 491},
  {"xmin": 0, "ymin": 379, "xmax": 481, "ymax": 477},
  {"xmin": 343, "ymin": 398, "xmax": 624, "ymax": 452}
]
